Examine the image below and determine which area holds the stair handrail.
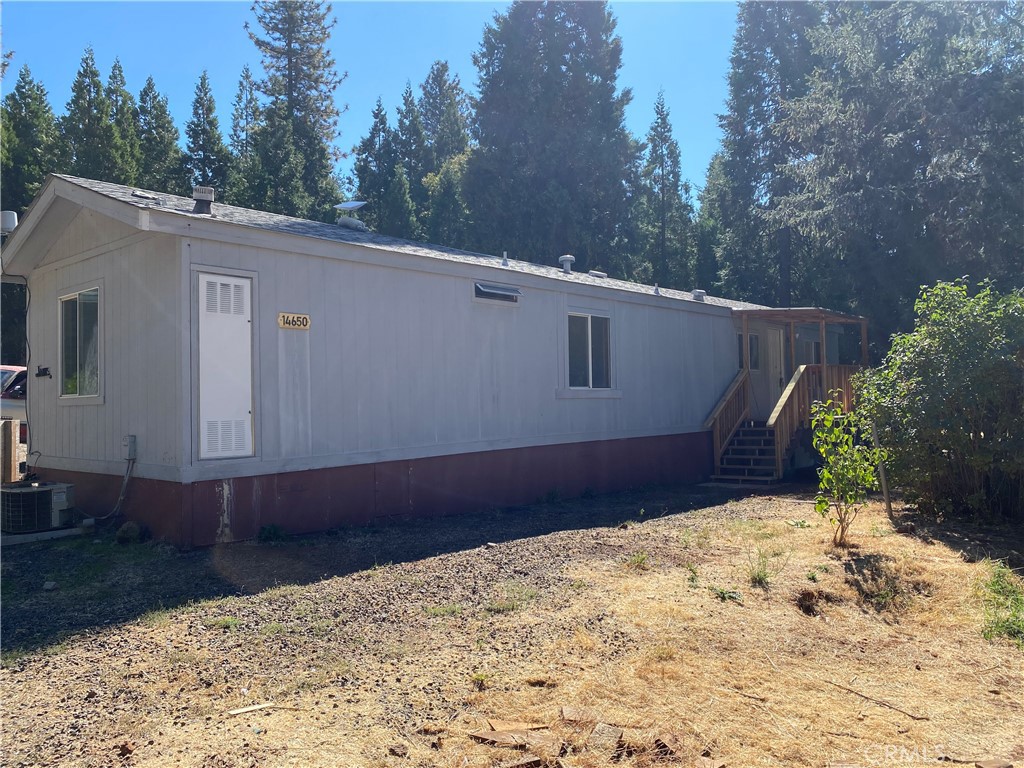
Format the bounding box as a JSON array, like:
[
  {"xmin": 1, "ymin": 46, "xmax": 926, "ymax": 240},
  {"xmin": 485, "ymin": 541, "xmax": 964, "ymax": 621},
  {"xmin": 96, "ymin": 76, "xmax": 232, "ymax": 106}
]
[
  {"xmin": 703, "ymin": 368, "xmax": 750, "ymax": 466},
  {"xmin": 767, "ymin": 364, "xmax": 815, "ymax": 479}
]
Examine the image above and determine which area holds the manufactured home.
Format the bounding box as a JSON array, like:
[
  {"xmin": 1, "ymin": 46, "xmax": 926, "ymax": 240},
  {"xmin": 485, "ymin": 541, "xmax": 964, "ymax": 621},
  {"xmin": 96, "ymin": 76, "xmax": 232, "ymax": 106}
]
[{"xmin": 0, "ymin": 175, "xmax": 867, "ymax": 546}]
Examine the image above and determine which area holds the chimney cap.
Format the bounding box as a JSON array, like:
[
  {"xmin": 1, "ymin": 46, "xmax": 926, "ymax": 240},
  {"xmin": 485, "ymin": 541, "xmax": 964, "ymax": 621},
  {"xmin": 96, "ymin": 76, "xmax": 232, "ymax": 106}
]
[{"xmin": 192, "ymin": 186, "xmax": 215, "ymax": 202}]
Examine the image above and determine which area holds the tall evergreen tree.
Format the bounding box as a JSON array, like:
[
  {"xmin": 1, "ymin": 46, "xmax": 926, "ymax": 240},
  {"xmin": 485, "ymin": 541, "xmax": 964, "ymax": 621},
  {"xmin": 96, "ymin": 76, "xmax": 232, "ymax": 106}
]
[
  {"xmin": 105, "ymin": 59, "xmax": 141, "ymax": 184},
  {"xmin": 378, "ymin": 164, "xmax": 419, "ymax": 239},
  {"xmin": 353, "ymin": 98, "xmax": 399, "ymax": 232},
  {"xmin": 61, "ymin": 47, "xmax": 119, "ymax": 181},
  {"xmin": 226, "ymin": 64, "xmax": 263, "ymax": 207},
  {"xmin": 137, "ymin": 76, "xmax": 187, "ymax": 195},
  {"xmin": 395, "ymin": 82, "xmax": 432, "ymax": 224},
  {"xmin": 636, "ymin": 92, "xmax": 693, "ymax": 288},
  {"xmin": 425, "ymin": 152, "xmax": 469, "ymax": 247},
  {"xmin": 775, "ymin": 1, "xmax": 1024, "ymax": 339},
  {"xmin": 1, "ymin": 65, "xmax": 63, "ymax": 213},
  {"xmin": 419, "ymin": 60, "xmax": 469, "ymax": 165},
  {"xmin": 247, "ymin": 0, "xmax": 344, "ymax": 219},
  {"xmin": 464, "ymin": 1, "xmax": 634, "ymax": 273},
  {"xmin": 184, "ymin": 71, "xmax": 231, "ymax": 192},
  {"xmin": 693, "ymin": 152, "xmax": 727, "ymax": 293},
  {"xmin": 716, "ymin": 1, "xmax": 820, "ymax": 307},
  {"xmin": 251, "ymin": 98, "xmax": 309, "ymax": 217}
]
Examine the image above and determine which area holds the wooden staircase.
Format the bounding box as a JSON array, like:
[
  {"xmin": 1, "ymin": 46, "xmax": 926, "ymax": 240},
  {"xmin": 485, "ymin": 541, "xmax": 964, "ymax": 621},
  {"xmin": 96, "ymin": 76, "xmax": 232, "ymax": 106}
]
[{"xmin": 711, "ymin": 421, "xmax": 778, "ymax": 485}]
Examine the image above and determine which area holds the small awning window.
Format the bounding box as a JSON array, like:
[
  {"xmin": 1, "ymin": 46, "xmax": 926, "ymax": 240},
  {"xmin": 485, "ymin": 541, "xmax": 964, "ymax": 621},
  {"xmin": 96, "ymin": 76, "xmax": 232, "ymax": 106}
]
[{"xmin": 474, "ymin": 282, "xmax": 522, "ymax": 303}]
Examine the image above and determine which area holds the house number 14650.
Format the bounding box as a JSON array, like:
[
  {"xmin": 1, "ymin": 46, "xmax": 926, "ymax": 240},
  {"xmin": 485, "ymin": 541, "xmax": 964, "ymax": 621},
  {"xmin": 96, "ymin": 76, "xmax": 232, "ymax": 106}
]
[{"xmin": 277, "ymin": 312, "xmax": 311, "ymax": 330}]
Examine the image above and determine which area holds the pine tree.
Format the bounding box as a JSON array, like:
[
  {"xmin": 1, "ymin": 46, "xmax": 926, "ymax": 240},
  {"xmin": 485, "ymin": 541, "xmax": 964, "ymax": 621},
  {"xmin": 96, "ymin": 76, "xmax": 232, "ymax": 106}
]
[
  {"xmin": 464, "ymin": 2, "xmax": 634, "ymax": 273},
  {"xmin": 226, "ymin": 65, "xmax": 263, "ymax": 207},
  {"xmin": 693, "ymin": 152, "xmax": 727, "ymax": 293},
  {"xmin": 247, "ymin": 0, "xmax": 344, "ymax": 219},
  {"xmin": 184, "ymin": 71, "xmax": 231, "ymax": 192},
  {"xmin": 378, "ymin": 164, "xmax": 419, "ymax": 239},
  {"xmin": 716, "ymin": 2, "xmax": 820, "ymax": 306},
  {"xmin": 394, "ymin": 82, "xmax": 432, "ymax": 224},
  {"xmin": 419, "ymin": 60, "xmax": 469, "ymax": 165},
  {"xmin": 425, "ymin": 153, "xmax": 468, "ymax": 247},
  {"xmin": 61, "ymin": 47, "xmax": 119, "ymax": 181},
  {"xmin": 251, "ymin": 98, "xmax": 310, "ymax": 217},
  {"xmin": 1, "ymin": 65, "xmax": 63, "ymax": 213},
  {"xmin": 637, "ymin": 92, "xmax": 693, "ymax": 288},
  {"xmin": 138, "ymin": 76, "xmax": 188, "ymax": 195},
  {"xmin": 774, "ymin": 2, "xmax": 1023, "ymax": 338},
  {"xmin": 105, "ymin": 59, "xmax": 141, "ymax": 185},
  {"xmin": 353, "ymin": 98, "xmax": 399, "ymax": 232}
]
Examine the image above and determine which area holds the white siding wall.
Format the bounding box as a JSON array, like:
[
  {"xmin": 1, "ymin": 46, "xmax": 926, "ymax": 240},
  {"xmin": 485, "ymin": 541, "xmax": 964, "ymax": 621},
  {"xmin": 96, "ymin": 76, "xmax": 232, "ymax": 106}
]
[
  {"xmin": 184, "ymin": 238, "xmax": 739, "ymax": 482},
  {"xmin": 28, "ymin": 219, "xmax": 182, "ymax": 479}
]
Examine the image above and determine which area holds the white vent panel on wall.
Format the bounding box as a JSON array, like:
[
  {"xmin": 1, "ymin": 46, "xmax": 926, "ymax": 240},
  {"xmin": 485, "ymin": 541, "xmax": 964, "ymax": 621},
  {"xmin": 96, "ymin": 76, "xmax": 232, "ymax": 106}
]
[{"xmin": 198, "ymin": 274, "xmax": 254, "ymax": 459}]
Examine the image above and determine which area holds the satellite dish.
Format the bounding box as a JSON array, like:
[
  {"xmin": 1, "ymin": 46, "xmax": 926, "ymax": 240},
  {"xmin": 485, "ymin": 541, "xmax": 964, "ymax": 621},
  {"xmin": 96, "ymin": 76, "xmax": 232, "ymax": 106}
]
[{"xmin": 334, "ymin": 201, "xmax": 367, "ymax": 212}]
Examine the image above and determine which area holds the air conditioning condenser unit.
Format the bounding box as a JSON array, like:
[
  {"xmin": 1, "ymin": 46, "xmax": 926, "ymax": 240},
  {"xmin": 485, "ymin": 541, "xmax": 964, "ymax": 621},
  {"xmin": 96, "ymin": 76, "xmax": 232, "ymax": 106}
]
[{"xmin": 1, "ymin": 482, "xmax": 75, "ymax": 533}]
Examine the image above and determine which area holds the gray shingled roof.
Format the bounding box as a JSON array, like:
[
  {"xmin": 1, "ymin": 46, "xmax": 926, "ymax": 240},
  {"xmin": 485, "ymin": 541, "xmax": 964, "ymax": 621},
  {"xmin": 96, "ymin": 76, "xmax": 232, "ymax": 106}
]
[{"xmin": 56, "ymin": 174, "xmax": 767, "ymax": 311}]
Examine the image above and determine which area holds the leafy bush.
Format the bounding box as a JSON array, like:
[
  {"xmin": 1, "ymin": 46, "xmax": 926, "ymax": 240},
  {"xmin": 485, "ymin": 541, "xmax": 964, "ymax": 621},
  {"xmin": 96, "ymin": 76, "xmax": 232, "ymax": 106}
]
[
  {"xmin": 856, "ymin": 280, "xmax": 1024, "ymax": 519},
  {"xmin": 812, "ymin": 394, "xmax": 884, "ymax": 547}
]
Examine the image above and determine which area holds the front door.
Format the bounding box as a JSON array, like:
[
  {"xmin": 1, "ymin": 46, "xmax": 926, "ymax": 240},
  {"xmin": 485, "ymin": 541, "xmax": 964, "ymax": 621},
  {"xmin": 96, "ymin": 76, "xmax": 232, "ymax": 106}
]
[{"xmin": 748, "ymin": 324, "xmax": 785, "ymax": 421}]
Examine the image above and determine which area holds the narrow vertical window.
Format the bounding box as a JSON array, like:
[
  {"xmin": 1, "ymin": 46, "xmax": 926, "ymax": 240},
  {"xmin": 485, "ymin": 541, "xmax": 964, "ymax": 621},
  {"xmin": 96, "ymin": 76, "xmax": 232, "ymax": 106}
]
[
  {"xmin": 568, "ymin": 313, "xmax": 611, "ymax": 389},
  {"xmin": 737, "ymin": 333, "xmax": 744, "ymax": 369},
  {"xmin": 749, "ymin": 334, "xmax": 761, "ymax": 371},
  {"xmin": 60, "ymin": 287, "xmax": 99, "ymax": 397}
]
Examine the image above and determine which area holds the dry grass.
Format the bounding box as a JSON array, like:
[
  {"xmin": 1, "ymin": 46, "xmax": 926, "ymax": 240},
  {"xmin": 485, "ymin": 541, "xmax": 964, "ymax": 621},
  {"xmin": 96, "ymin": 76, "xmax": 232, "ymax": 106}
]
[{"xmin": 2, "ymin": 493, "xmax": 1022, "ymax": 767}]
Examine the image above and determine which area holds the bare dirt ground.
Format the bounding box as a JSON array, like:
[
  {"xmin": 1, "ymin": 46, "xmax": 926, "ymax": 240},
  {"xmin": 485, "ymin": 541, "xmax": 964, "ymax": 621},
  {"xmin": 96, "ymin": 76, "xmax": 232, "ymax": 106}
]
[{"xmin": 1, "ymin": 484, "xmax": 1022, "ymax": 768}]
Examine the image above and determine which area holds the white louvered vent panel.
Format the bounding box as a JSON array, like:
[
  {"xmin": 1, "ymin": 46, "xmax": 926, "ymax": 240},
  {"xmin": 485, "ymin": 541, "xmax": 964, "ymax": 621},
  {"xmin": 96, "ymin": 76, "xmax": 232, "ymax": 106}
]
[
  {"xmin": 205, "ymin": 281, "xmax": 219, "ymax": 313},
  {"xmin": 198, "ymin": 274, "xmax": 254, "ymax": 459}
]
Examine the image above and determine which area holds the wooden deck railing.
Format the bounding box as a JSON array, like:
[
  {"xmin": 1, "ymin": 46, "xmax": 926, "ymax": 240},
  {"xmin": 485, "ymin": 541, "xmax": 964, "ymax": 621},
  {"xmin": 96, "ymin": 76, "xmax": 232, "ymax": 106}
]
[
  {"xmin": 703, "ymin": 369, "xmax": 750, "ymax": 467},
  {"xmin": 766, "ymin": 363, "xmax": 860, "ymax": 478}
]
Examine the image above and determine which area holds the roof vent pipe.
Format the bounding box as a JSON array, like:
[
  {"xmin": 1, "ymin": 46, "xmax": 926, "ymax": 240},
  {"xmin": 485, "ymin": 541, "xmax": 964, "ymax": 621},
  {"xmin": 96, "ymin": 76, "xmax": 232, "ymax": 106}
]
[
  {"xmin": 192, "ymin": 186, "xmax": 215, "ymax": 215},
  {"xmin": 692, "ymin": 289, "xmax": 706, "ymax": 302},
  {"xmin": 0, "ymin": 211, "xmax": 18, "ymax": 235},
  {"xmin": 559, "ymin": 254, "xmax": 575, "ymax": 274},
  {"xmin": 502, "ymin": 251, "xmax": 509, "ymax": 267}
]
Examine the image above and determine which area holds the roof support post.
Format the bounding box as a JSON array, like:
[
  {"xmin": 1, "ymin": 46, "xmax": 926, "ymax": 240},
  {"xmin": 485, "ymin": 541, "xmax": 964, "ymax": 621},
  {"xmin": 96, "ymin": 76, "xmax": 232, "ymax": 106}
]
[
  {"xmin": 743, "ymin": 314, "xmax": 750, "ymax": 371},
  {"xmin": 788, "ymin": 321, "xmax": 796, "ymax": 378},
  {"xmin": 819, "ymin": 318, "xmax": 828, "ymax": 395},
  {"xmin": 860, "ymin": 319, "xmax": 869, "ymax": 367}
]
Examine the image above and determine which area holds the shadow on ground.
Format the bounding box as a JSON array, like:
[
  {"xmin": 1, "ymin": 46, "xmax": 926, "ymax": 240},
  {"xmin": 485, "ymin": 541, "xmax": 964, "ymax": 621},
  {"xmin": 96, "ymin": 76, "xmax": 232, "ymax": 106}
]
[
  {"xmin": 886, "ymin": 504, "xmax": 1024, "ymax": 571},
  {"xmin": 1, "ymin": 482, "xmax": 762, "ymax": 656}
]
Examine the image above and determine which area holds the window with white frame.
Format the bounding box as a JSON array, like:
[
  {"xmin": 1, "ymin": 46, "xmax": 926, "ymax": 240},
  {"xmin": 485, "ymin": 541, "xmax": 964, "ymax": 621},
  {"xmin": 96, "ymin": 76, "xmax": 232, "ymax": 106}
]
[
  {"xmin": 568, "ymin": 313, "xmax": 611, "ymax": 389},
  {"xmin": 60, "ymin": 287, "xmax": 100, "ymax": 397}
]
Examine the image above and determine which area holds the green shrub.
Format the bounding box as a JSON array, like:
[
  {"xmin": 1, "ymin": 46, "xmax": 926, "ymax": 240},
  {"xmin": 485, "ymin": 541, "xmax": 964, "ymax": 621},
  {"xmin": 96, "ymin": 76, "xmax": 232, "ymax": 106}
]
[
  {"xmin": 812, "ymin": 394, "xmax": 884, "ymax": 547},
  {"xmin": 856, "ymin": 280, "xmax": 1024, "ymax": 519}
]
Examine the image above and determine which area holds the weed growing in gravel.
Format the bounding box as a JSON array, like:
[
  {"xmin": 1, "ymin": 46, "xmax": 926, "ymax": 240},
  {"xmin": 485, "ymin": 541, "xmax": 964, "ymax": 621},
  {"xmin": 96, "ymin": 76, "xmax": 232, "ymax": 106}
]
[
  {"xmin": 686, "ymin": 563, "xmax": 699, "ymax": 586},
  {"xmin": 806, "ymin": 571, "xmax": 819, "ymax": 583},
  {"xmin": 259, "ymin": 622, "xmax": 287, "ymax": 636},
  {"xmin": 485, "ymin": 583, "xmax": 537, "ymax": 615},
  {"xmin": 205, "ymin": 616, "xmax": 241, "ymax": 631},
  {"xmin": 470, "ymin": 671, "xmax": 492, "ymax": 690},
  {"xmin": 569, "ymin": 579, "xmax": 588, "ymax": 591},
  {"xmin": 710, "ymin": 586, "xmax": 743, "ymax": 603},
  {"xmin": 424, "ymin": 603, "xmax": 463, "ymax": 618},
  {"xmin": 626, "ymin": 551, "xmax": 651, "ymax": 571},
  {"xmin": 981, "ymin": 560, "xmax": 1024, "ymax": 648},
  {"xmin": 747, "ymin": 546, "xmax": 789, "ymax": 588},
  {"xmin": 140, "ymin": 606, "xmax": 172, "ymax": 628}
]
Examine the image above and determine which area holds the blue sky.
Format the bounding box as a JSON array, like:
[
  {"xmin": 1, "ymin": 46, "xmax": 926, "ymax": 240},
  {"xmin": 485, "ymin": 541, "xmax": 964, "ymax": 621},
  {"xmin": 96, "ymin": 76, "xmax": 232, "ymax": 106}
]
[{"xmin": 1, "ymin": 1, "xmax": 737, "ymax": 191}]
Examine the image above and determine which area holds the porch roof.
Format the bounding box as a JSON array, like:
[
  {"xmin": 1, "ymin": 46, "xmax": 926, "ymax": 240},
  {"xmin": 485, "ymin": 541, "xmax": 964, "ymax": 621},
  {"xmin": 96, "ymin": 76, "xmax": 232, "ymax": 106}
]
[{"xmin": 733, "ymin": 307, "xmax": 866, "ymax": 325}]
